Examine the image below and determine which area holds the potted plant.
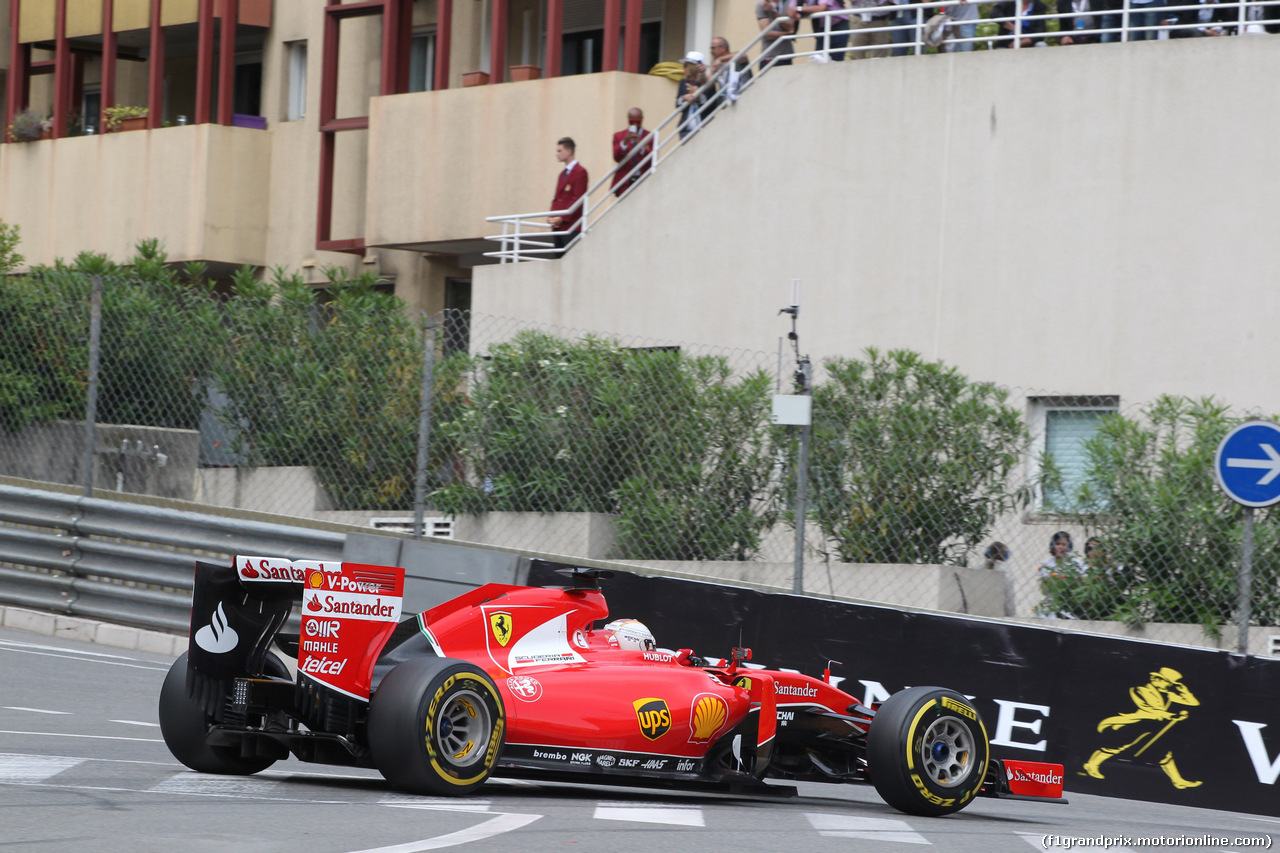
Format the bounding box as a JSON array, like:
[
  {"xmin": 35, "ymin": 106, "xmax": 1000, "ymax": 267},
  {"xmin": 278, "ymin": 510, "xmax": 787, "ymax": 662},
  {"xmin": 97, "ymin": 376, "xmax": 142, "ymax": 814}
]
[
  {"xmin": 104, "ymin": 105, "xmax": 149, "ymax": 132},
  {"xmin": 461, "ymin": 71, "xmax": 490, "ymax": 87},
  {"xmin": 8, "ymin": 108, "xmax": 51, "ymax": 142},
  {"xmin": 509, "ymin": 65, "xmax": 541, "ymax": 81}
]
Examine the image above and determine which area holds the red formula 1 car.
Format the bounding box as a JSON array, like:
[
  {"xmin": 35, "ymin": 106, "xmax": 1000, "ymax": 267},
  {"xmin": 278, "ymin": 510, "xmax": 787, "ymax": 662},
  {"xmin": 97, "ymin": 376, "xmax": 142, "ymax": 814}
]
[{"xmin": 159, "ymin": 556, "xmax": 1067, "ymax": 816}]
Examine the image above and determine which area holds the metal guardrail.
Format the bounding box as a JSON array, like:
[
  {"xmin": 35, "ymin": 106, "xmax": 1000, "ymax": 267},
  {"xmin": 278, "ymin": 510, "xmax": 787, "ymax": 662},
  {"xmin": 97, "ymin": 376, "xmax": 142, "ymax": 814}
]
[{"xmin": 0, "ymin": 483, "xmax": 346, "ymax": 633}]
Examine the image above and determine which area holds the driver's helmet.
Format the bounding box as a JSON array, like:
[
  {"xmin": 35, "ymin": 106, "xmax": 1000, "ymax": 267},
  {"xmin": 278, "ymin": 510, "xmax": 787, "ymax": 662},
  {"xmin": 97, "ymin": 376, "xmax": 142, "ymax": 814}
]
[{"xmin": 603, "ymin": 618, "xmax": 656, "ymax": 651}]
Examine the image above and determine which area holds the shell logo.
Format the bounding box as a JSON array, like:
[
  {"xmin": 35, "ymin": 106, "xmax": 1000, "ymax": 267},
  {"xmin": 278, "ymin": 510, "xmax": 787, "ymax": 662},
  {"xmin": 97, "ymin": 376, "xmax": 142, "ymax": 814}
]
[
  {"xmin": 688, "ymin": 693, "xmax": 729, "ymax": 744},
  {"xmin": 306, "ymin": 570, "xmax": 325, "ymax": 589}
]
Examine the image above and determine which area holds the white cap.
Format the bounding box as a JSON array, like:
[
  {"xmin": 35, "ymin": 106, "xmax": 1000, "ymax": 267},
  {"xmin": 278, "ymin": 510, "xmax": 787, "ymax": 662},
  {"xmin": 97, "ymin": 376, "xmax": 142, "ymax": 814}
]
[{"xmin": 682, "ymin": 50, "xmax": 706, "ymax": 65}]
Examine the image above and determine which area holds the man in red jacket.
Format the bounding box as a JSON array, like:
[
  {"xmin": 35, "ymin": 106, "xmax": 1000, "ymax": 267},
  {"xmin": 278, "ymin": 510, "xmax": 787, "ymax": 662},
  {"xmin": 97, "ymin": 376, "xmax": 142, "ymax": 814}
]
[
  {"xmin": 549, "ymin": 137, "xmax": 588, "ymax": 256},
  {"xmin": 611, "ymin": 108, "xmax": 653, "ymax": 198}
]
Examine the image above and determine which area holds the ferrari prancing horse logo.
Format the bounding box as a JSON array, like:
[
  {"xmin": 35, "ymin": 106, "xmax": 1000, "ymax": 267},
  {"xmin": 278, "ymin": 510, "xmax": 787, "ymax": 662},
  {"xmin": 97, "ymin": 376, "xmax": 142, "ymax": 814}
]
[{"xmin": 490, "ymin": 612, "xmax": 513, "ymax": 647}]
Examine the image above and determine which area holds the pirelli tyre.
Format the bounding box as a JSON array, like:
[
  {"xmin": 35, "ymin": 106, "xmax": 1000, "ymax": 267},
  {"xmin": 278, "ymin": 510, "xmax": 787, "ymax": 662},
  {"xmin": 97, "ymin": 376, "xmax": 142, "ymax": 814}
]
[
  {"xmin": 158, "ymin": 653, "xmax": 289, "ymax": 775},
  {"xmin": 368, "ymin": 657, "xmax": 506, "ymax": 796},
  {"xmin": 868, "ymin": 686, "xmax": 990, "ymax": 817}
]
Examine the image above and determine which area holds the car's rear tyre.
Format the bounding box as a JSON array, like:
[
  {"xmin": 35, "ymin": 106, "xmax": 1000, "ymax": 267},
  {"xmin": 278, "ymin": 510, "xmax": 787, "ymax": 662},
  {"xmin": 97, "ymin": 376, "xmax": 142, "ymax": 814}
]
[
  {"xmin": 368, "ymin": 657, "xmax": 505, "ymax": 796},
  {"xmin": 868, "ymin": 686, "xmax": 989, "ymax": 816},
  {"xmin": 158, "ymin": 653, "xmax": 289, "ymax": 775}
]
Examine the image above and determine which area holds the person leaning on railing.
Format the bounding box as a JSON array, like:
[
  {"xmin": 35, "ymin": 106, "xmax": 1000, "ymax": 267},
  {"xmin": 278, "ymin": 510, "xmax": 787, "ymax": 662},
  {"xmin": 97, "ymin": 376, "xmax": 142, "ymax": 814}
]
[
  {"xmin": 676, "ymin": 52, "xmax": 711, "ymax": 140},
  {"xmin": 706, "ymin": 36, "xmax": 753, "ymax": 112},
  {"xmin": 789, "ymin": 0, "xmax": 853, "ymax": 59},
  {"xmin": 990, "ymin": 0, "xmax": 1050, "ymax": 46},
  {"xmin": 945, "ymin": 0, "xmax": 981, "ymax": 51},
  {"xmin": 756, "ymin": 0, "xmax": 797, "ymax": 67}
]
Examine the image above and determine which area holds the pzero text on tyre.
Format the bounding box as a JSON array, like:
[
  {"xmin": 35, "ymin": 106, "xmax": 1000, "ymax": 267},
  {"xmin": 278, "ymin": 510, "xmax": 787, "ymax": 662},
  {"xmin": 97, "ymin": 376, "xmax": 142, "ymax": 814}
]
[
  {"xmin": 867, "ymin": 685, "xmax": 990, "ymax": 816},
  {"xmin": 157, "ymin": 653, "xmax": 282, "ymax": 775},
  {"xmin": 367, "ymin": 657, "xmax": 506, "ymax": 796}
]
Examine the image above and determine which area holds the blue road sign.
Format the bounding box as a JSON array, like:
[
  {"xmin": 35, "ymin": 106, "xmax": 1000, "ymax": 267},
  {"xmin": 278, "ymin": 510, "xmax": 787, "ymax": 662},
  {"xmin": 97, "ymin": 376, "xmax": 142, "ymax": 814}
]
[{"xmin": 1214, "ymin": 421, "xmax": 1280, "ymax": 507}]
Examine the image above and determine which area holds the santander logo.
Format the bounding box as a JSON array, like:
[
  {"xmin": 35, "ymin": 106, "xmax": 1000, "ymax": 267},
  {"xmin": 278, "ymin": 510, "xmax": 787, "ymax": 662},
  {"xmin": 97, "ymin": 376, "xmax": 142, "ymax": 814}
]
[{"xmin": 194, "ymin": 602, "xmax": 239, "ymax": 654}]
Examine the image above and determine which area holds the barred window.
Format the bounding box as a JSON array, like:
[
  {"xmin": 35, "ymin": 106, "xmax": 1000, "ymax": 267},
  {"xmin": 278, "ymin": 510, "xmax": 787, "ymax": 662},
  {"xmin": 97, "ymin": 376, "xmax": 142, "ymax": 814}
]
[{"xmin": 1031, "ymin": 397, "xmax": 1119, "ymax": 513}]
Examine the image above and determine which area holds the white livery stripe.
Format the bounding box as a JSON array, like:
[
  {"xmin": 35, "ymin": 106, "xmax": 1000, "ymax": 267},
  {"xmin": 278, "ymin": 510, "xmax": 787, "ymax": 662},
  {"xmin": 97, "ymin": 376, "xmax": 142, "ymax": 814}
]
[
  {"xmin": 349, "ymin": 813, "xmax": 542, "ymax": 852},
  {"xmin": 594, "ymin": 802, "xmax": 705, "ymax": 827},
  {"xmin": 806, "ymin": 813, "xmax": 930, "ymax": 845},
  {"xmin": 0, "ymin": 752, "xmax": 84, "ymax": 783}
]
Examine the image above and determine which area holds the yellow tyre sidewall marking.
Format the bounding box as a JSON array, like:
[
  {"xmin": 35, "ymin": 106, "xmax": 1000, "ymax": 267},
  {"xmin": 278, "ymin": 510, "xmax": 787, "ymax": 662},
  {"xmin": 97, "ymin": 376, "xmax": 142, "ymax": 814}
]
[
  {"xmin": 904, "ymin": 697, "xmax": 989, "ymax": 809},
  {"xmin": 424, "ymin": 672, "xmax": 506, "ymax": 787}
]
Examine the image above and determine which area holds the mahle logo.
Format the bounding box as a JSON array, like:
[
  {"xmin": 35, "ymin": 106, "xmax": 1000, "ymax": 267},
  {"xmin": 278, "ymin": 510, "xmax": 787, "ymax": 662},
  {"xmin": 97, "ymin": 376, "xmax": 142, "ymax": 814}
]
[{"xmin": 633, "ymin": 698, "xmax": 671, "ymax": 740}]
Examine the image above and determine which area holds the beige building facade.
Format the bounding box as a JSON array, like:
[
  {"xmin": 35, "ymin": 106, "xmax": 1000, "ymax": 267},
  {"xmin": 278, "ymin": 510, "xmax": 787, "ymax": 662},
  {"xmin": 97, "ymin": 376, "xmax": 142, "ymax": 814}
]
[{"xmin": 0, "ymin": 0, "xmax": 762, "ymax": 312}]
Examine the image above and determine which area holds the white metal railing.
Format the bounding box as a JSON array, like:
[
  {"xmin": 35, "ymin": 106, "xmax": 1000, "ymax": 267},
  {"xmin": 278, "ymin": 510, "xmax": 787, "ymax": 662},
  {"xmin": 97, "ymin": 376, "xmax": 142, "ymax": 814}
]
[{"xmin": 486, "ymin": 1, "xmax": 1275, "ymax": 262}]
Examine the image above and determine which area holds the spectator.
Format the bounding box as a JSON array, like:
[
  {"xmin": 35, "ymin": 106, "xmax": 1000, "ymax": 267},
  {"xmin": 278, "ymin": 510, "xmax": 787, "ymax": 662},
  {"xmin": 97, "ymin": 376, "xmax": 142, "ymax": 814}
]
[
  {"xmin": 707, "ymin": 37, "xmax": 753, "ymax": 112},
  {"xmin": 790, "ymin": 1, "xmax": 852, "ymax": 59},
  {"xmin": 1035, "ymin": 530, "xmax": 1087, "ymax": 617},
  {"xmin": 757, "ymin": 0, "xmax": 798, "ymax": 67},
  {"xmin": 1128, "ymin": 0, "xmax": 1167, "ymax": 39},
  {"xmin": 945, "ymin": 0, "xmax": 980, "ymax": 51},
  {"xmin": 676, "ymin": 52, "xmax": 710, "ymax": 140},
  {"xmin": 847, "ymin": 0, "xmax": 896, "ymax": 58},
  {"xmin": 891, "ymin": 0, "xmax": 924, "ymax": 56},
  {"xmin": 547, "ymin": 137, "xmax": 587, "ymax": 257},
  {"xmin": 1057, "ymin": 0, "xmax": 1104, "ymax": 43},
  {"xmin": 1098, "ymin": 0, "xmax": 1122, "ymax": 43},
  {"xmin": 1169, "ymin": 0, "xmax": 1232, "ymax": 36},
  {"xmin": 991, "ymin": 0, "xmax": 1050, "ymax": 47},
  {"xmin": 983, "ymin": 541, "xmax": 1016, "ymax": 617},
  {"xmin": 611, "ymin": 107, "xmax": 653, "ymax": 198}
]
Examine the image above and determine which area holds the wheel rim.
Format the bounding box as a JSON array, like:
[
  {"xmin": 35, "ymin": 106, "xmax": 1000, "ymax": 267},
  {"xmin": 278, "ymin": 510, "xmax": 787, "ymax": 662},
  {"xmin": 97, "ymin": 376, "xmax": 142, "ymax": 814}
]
[
  {"xmin": 435, "ymin": 689, "xmax": 492, "ymax": 767},
  {"xmin": 920, "ymin": 716, "xmax": 974, "ymax": 788}
]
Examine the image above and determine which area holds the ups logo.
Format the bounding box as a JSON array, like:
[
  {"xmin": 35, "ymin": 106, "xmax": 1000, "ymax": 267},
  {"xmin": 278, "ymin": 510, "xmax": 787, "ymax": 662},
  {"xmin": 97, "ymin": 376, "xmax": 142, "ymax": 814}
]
[{"xmin": 633, "ymin": 698, "xmax": 671, "ymax": 740}]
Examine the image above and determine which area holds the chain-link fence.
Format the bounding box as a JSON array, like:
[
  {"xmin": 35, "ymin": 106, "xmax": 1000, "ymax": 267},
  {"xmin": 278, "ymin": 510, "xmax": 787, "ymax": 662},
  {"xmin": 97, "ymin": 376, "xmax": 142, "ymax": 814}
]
[{"xmin": 1, "ymin": 261, "xmax": 1275, "ymax": 644}]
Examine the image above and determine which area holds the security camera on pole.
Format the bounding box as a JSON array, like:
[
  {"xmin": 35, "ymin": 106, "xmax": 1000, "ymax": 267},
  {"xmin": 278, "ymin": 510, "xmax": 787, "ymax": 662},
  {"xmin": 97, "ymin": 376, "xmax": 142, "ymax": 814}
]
[
  {"xmin": 1213, "ymin": 419, "xmax": 1280, "ymax": 654},
  {"xmin": 773, "ymin": 279, "xmax": 811, "ymax": 595}
]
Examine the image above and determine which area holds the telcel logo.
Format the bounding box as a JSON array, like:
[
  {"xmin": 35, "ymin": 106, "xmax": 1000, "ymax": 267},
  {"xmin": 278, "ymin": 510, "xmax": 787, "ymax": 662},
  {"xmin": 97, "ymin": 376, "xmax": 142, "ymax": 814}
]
[{"xmin": 300, "ymin": 657, "xmax": 347, "ymax": 675}]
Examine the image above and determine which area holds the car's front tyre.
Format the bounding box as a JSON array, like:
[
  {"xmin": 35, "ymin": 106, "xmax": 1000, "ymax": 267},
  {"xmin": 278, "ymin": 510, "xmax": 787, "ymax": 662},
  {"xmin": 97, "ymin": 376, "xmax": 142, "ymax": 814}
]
[{"xmin": 868, "ymin": 686, "xmax": 989, "ymax": 816}]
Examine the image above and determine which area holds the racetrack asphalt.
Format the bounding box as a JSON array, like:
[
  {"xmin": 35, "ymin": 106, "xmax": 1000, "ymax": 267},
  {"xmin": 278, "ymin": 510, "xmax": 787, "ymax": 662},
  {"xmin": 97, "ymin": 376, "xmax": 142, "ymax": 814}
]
[{"xmin": 0, "ymin": 622, "xmax": 1274, "ymax": 853}]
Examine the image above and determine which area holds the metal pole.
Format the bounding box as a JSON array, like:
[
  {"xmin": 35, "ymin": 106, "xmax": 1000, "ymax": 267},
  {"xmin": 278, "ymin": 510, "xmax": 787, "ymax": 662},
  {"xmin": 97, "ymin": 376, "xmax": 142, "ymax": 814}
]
[
  {"xmin": 1237, "ymin": 505, "xmax": 1254, "ymax": 654},
  {"xmin": 80, "ymin": 275, "xmax": 103, "ymax": 497},
  {"xmin": 412, "ymin": 320, "xmax": 437, "ymax": 540},
  {"xmin": 794, "ymin": 410, "xmax": 810, "ymax": 595}
]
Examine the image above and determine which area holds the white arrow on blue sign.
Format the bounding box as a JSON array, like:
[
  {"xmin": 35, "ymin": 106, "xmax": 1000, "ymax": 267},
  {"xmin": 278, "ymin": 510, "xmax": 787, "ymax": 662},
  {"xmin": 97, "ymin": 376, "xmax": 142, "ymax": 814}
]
[{"xmin": 1214, "ymin": 420, "xmax": 1280, "ymax": 507}]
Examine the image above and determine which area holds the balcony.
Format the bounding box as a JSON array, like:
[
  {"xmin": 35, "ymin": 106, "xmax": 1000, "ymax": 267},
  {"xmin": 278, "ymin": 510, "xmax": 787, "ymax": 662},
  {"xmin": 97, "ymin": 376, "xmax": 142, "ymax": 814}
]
[
  {"xmin": 0, "ymin": 123, "xmax": 271, "ymax": 268},
  {"xmin": 363, "ymin": 71, "xmax": 677, "ymax": 260}
]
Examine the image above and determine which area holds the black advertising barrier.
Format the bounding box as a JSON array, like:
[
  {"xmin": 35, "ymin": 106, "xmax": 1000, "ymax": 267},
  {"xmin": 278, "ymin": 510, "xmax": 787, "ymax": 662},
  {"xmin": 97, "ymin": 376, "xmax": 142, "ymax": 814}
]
[{"xmin": 526, "ymin": 565, "xmax": 1280, "ymax": 816}]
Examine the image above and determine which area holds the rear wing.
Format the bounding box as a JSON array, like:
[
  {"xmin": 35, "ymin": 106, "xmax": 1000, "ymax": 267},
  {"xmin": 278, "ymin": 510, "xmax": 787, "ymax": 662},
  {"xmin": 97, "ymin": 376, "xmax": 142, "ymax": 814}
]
[{"xmin": 187, "ymin": 556, "xmax": 406, "ymax": 712}]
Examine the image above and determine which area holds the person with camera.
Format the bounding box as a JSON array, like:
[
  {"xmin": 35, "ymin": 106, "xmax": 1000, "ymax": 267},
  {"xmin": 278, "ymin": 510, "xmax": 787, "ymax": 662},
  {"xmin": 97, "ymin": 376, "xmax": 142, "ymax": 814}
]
[{"xmin": 611, "ymin": 108, "xmax": 653, "ymax": 198}]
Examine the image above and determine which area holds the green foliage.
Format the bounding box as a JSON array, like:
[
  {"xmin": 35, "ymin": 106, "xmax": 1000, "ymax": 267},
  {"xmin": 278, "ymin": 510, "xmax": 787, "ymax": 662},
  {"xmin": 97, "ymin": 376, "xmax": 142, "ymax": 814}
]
[
  {"xmin": 801, "ymin": 348, "xmax": 1031, "ymax": 566},
  {"xmin": 1056, "ymin": 396, "xmax": 1280, "ymax": 632},
  {"xmin": 1, "ymin": 240, "xmax": 220, "ymax": 434},
  {"xmin": 212, "ymin": 268, "xmax": 464, "ymax": 511},
  {"xmin": 431, "ymin": 331, "xmax": 779, "ymax": 561},
  {"xmin": 0, "ymin": 221, "xmax": 24, "ymax": 273}
]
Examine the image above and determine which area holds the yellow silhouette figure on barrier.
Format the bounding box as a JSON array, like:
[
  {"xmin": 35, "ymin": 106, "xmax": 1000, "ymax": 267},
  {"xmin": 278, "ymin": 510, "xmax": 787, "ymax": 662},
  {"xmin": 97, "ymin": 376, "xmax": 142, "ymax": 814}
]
[{"xmin": 1082, "ymin": 666, "xmax": 1202, "ymax": 790}]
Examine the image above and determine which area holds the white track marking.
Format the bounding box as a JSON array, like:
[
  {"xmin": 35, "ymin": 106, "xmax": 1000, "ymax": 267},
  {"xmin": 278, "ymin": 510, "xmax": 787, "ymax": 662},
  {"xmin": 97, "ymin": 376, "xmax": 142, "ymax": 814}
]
[
  {"xmin": 149, "ymin": 774, "xmax": 283, "ymax": 796},
  {"xmin": 0, "ymin": 729, "xmax": 164, "ymax": 743},
  {"xmin": 0, "ymin": 752, "xmax": 84, "ymax": 783},
  {"xmin": 1018, "ymin": 833, "xmax": 1135, "ymax": 852},
  {"xmin": 109, "ymin": 720, "xmax": 160, "ymax": 727},
  {"xmin": 0, "ymin": 645, "xmax": 168, "ymax": 671},
  {"xmin": 806, "ymin": 813, "xmax": 930, "ymax": 845},
  {"xmin": 348, "ymin": 813, "xmax": 542, "ymax": 852},
  {"xmin": 3, "ymin": 707, "xmax": 72, "ymax": 715},
  {"xmin": 593, "ymin": 801, "xmax": 705, "ymax": 827},
  {"xmin": 380, "ymin": 795, "xmax": 492, "ymax": 812},
  {"xmin": 0, "ymin": 639, "xmax": 152, "ymax": 660}
]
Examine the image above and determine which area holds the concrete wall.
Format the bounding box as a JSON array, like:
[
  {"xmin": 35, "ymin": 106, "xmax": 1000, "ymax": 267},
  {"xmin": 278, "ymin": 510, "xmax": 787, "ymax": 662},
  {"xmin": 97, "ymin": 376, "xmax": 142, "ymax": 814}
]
[
  {"xmin": 365, "ymin": 71, "xmax": 679, "ymax": 247},
  {"xmin": 0, "ymin": 422, "xmax": 199, "ymax": 500},
  {"xmin": 0, "ymin": 124, "xmax": 271, "ymax": 265},
  {"xmin": 472, "ymin": 36, "xmax": 1280, "ymax": 412}
]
